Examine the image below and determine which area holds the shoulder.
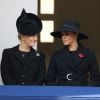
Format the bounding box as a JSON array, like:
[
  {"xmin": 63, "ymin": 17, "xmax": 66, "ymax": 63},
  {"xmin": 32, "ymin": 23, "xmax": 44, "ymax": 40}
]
[
  {"xmin": 1, "ymin": 47, "xmax": 16, "ymax": 58},
  {"xmin": 80, "ymin": 45, "xmax": 96, "ymax": 56},
  {"xmin": 2, "ymin": 47, "xmax": 13, "ymax": 54},
  {"xmin": 2, "ymin": 45, "xmax": 18, "ymax": 54}
]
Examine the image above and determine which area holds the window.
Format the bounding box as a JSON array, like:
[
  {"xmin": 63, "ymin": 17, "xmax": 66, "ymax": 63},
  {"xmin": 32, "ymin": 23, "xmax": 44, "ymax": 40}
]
[
  {"xmin": 40, "ymin": 20, "xmax": 54, "ymax": 43},
  {"xmin": 38, "ymin": 0, "xmax": 55, "ymax": 43}
]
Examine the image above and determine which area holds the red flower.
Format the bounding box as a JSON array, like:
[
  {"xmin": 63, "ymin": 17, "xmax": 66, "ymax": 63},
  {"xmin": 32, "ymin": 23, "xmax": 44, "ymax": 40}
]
[{"xmin": 79, "ymin": 53, "xmax": 84, "ymax": 58}]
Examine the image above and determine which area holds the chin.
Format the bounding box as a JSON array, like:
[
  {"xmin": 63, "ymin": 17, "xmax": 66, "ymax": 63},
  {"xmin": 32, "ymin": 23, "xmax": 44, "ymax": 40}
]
[
  {"xmin": 63, "ymin": 42, "xmax": 69, "ymax": 46},
  {"xmin": 28, "ymin": 44, "xmax": 35, "ymax": 47}
]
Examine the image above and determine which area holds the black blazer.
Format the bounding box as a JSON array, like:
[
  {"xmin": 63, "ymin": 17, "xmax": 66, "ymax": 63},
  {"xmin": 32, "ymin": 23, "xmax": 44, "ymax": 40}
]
[
  {"xmin": 46, "ymin": 45, "xmax": 99, "ymax": 86},
  {"xmin": 1, "ymin": 45, "xmax": 46, "ymax": 85}
]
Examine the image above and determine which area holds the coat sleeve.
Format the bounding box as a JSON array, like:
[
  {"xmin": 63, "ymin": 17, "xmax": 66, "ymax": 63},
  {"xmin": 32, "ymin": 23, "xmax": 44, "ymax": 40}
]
[
  {"xmin": 34, "ymin": 54, "xmax": 46, "ymax": 85},
  {"xmin": 0, "ymin": 49, "xmax": 17, "ymax": 85},
  {"xmin": 46, "ymin": 53, "xmax": 57, "ymax": 85},
  {"xmin": 88, "ymin": 51, "xmax": 100, "ymax": 86}
]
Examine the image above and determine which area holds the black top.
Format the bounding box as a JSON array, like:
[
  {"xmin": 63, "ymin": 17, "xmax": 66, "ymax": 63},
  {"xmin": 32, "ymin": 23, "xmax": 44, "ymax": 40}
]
[
  {"xmin": 1, "ymin": 45, "xmax": 46, "ymax": 85},
  {"xmin": 46, "ymin": 45, "xmax": 100, "ymax": 86}
]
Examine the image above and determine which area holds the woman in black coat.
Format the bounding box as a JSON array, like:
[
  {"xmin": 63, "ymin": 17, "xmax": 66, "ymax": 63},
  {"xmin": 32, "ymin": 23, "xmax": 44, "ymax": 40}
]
[
  {"xmin": 0, "ymin": 9, "xmax": 46, "ymax": 85},
  {"xmin": 46, "ymin": 20, "xmax": 100, "ymax": 86}
]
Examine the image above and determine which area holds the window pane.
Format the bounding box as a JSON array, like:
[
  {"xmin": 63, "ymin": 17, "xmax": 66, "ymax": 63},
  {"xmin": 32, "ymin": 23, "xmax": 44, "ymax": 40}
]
[
  {"xmin": 40, "ymin": 0, "xmax": 54, "ymax": 14},
  {"xmin": 40, "ymin": 20, "xmax": 54, "ymax": 43}
]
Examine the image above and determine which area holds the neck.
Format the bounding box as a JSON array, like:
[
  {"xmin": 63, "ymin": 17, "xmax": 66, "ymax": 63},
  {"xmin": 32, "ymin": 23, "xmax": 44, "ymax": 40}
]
[
  {"xmin": 68, "ymin": 41, "xmax": 78, "ymax": 51},
  {"xmin": 19, "ymin": 42, "xmax": 31, "ymax": 52}
]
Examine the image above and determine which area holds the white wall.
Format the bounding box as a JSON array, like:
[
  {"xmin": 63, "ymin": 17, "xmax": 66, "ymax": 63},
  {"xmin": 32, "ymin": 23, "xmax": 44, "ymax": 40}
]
[{"xmin": 0, "ymin": 0, "xmax": 37, "ymax": 85}]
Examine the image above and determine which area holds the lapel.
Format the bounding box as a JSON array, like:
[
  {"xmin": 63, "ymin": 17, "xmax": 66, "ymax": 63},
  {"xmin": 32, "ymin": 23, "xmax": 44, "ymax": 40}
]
[
  {"xmin": 75, "ymin": 45, "xmax": 87, "ymax": 68},
  {"xmin": 61, "ymin": 46, "xmax": 76, "ymax": 71},
  {"xmin": 11, "ymin": 45, "xmax": 37, "ymax": 66},
  {"xmin": 11, "ymin": 45, "xmax": 25, "ymax": 66},
  {"xmin": 61, "ymin": 45, "xmax": 87, "ymax": 70}
]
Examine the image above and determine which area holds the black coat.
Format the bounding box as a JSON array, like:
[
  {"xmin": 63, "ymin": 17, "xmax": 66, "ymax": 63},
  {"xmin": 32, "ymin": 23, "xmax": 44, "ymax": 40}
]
[
  {"xmin": 46, "ymin": 45, "xmax": 99, "ymax": 86},
  {"xmin": 1, "ymin": 45, "xmax": 46, "ymax": 85}
]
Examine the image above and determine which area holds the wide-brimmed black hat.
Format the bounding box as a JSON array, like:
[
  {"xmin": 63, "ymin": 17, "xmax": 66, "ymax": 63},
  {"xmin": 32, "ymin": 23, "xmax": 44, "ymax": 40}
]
[
  {"xmin": 51, "ymin": 20, "xmax": 88, "ymax": 40},
  {"xmin": 16, "ymin": 8, "xmax": 42, "ymax": 36}
]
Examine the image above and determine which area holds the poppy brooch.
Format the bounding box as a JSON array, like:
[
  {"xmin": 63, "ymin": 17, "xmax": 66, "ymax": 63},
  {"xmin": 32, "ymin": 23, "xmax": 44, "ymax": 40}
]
[{"xmin": 78, "ymin": 53, "xmax": 85, "ymax": 58}]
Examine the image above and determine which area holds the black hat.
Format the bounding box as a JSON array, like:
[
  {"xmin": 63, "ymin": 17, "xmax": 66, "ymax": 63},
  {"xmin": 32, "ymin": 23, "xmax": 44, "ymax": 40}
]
[
  {"xmin": 51, "ymin": 20, "xmax": 88, "ymax": 40},
  {"xmin": 16, "ymin": 8, "xmax": 42, "ymax": 35}
]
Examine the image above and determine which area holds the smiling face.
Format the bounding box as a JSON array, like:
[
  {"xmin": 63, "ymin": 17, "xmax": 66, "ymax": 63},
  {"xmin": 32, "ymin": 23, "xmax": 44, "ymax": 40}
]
[
  {"xmin": 61, "ymin": 32, "xmax": 78, "ymax": 46},
  {"xmin": 19, "ymin": 34, "xmax": 38, "ymax": 47}
]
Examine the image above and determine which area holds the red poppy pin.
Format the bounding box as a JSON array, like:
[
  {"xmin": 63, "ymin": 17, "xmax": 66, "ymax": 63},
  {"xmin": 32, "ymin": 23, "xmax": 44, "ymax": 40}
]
[{"xmin": 79, "ymin": 53, "xmax": 85, "ymax": 58}]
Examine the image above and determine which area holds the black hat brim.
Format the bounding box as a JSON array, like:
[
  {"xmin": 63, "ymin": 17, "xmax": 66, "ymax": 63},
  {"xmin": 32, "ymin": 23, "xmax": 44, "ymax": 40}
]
[
  {"xmin": 50, "ymin": 31, "xmax": 89, "ymax": 40},
  {"xmin": 51, "ymin": 27, "xmax": 88, "ymax": 40}
]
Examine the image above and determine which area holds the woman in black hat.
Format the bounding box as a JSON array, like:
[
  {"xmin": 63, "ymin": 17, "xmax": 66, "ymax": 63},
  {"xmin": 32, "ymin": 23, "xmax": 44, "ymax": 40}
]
[
  {"xmin": 46, "ymin": 20, "xmax": 100, "ymax": 86},
  {"xmin": 1, "ymin": 9, "xmax": 46, "ymax": 85}
]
